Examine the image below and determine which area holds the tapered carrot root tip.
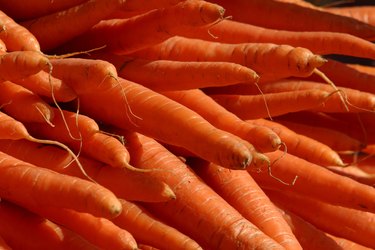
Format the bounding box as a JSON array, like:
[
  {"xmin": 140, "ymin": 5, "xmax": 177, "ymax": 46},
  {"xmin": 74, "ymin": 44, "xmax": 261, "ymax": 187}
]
[{"xmin": 199, "ymin": 3, "xmax": 226, "ymax": 24}]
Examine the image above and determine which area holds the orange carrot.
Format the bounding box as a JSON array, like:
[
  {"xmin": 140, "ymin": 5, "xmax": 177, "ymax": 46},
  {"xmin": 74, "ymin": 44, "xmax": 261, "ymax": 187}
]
[
  {"xmin": 329, "ymin": 234, "xmax": 373, "ymax": 250},
  {"xmin": 327, "ymin": 165, "xmax": 375, "ymax": 186},
  {"xmin": 347, "ymin": 63, "xmax": 375, "ymax": 75},
  {"xmin": 210, "ymin": 89, "xmax": 331, "ymax": 119},
  {"xmin": 180, "ymin": 19, "xmax": 375, "ymax": 59},
  {"xmin": 131, "ymin": 36, "xmax": 327, "ymax": 82},
  {"xmin": 192, "ymin": 159, "xmax": 302, "ymax": 250},
  {"xmin": 266, "ymin": 189, "xmax": 375, "ymax": 249},
  {"xmin": 94, "ymin": 54, "xmax": 259, "ymax": 91},
  {"xmin": 0, "ymin": 150, "xmax": 122, "ymax": 219},
  {"xmin": 248, "ymin": 118, "xmax": 344, "ymax": 166},
  {"xmin": 0, "ymin": 80, "xmax": 55, "ymax": 124},
  {"xmin": 251, "ymin": 150, "xmax": 375, "ymax": 213},
  {"xmin": 162, "ymin": 88, "xmax": 281, "ymax": 153},
  {"xmin": 0, "ymin": 138, "xmax": 175, "ymax": 203},
  {"xmin": 123, "ymin": 132, "xmax": 284, "ymax": 250},
  {"xmin": 11, "ymin": 70, "xmax": 77, "ymax": 103},
  {"xmin": 59, "ymin": 0, "xmax": 225, "ymax": 54},
  {"xmin": 79, "ymin": 78, "xmax": 255, "ymax": 170},
  {"xmin": 0, "ymin": 10, "xmax": 40, "ymax": 51},
  {"xmin": 211, "ymin": 0, "xmax": 375, "ymax": 40},
  {"xmin": 326, "ymin": 6, "xmax": 375, "ymax": 27},
  {"xmin": 21, "ymin": 0, "xmax": 126, "ymax": 51},
  {"xmin": 0, "ymin": 38, "xmax": 6, "ymax": 53},
  {"xmin": 0, "ymin": 199, "xmax": 96, "ymax": 250},
  {"xmin": 30, "ymin": 206, "xmax": 138, "ymax": 250},
  {"xmin": 0, "ymin": 51, "xmax": 50, "ymax": 81},
  {"xmin": 113, "ymin": 199, "xmax": 202, "ymax": 250},
  {"xmin": 120, "ymin": 0, "xmax": 184, "ymax": 12}
]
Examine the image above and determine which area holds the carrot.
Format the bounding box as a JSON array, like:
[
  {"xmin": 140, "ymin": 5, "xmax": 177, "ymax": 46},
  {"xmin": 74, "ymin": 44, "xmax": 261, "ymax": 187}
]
[
  {"xmin": 131, "ymin": 36, "xmax": 327, "ymax": 82},
  {"xmin": 59, "ymin": 0, "xmax": 225, "ymax": 54},
  {"xmin": 0, "ymin": 138, "xmax": 175, "ymax": 203},
  {"xmin": 327, "ymin": 165, "xmax": 375, "ymax": 186},
  {"xmin": 211, "ymin": 0, "xmax": 375, "ymax": 40},
  {"xmin": 113, "ymin": 199, "xmax": 202, "ymax": 250},
  {"xmin": 123, "ymin": 132, "xmax": 284, "ymax": 250},
  {"xmin": 162, "ymin": 88, "xmax": 281, "ymax": 153},
  {"xmin": 48, "ymin": 57, "xmax": 119, "ymax": 94},
  {"xmin": 21, "ymin": 0, "xmax": 126, "ymax": 51},
  {"xmin": 329, "ymin": 234, "xmax": 373, "ymax": 250},
  {"xmin": 30, "ymin": 206, "xmax": 138, "ymax": 250},
  {"xmin": 191, "ymin": 159, "xmax": 302, "ymax": 250},
  {"xmin": 277, "ymin": 207, "xmax": 343, "ymax": 250},
  {"xmin": 0, "ymin": 0, "xmax": 87, "ymax": 21},
  {"xmin": 11, "ymin": 70, "xmax": 78, "ymax": 103},
  {"xmin": 0, "ymin": 10, "xmax": 40, "ymax": 51},
  {"xmin": 120, "ymin": 0, "xmax": 184, "ymax": 12},
  {"xmin": 347, "ymin": 63, "xmax": 375, "ymax": 75},
  {"xmin": 265, "ymin": 189, "xmax": 375, "ymax": 249},
  {"xmin": 251, "ymin": 150, "xmax": 375, "ymax": 213},
  {"xmin": 181, "ymin": 19, "xmax": 375, "ymax": 60},
  {"xmin": 209, "ymin": 89, "xmax": 331, "ymax": 120},
  {"xmin": 0, "ymin": 199, "xmax": 96, "ymax": 250},
  {"xmin": 248, "ymin": 118, "xmax": 344, "ymax": 166},
  {"xmin": 93, "ymin": 54, "xmax": 259, "ymax": 91},
  {"xmin": 0, "ymin": 51, "xmax": 50, "ymax": 81},
  {"xmin": 78, "ymin": 78, "xmax": 255, "ymax": 170},
  {"xmin": 0, "ymin": 80, "xmax": 55, "ymax": 124},
  {"xmin": 0, "ymin": 38, "xmax": 6, "ymax": 53},
  {"xmin": 326, "ymin": 6, "xmax": 375, "ymax": 27},
  {"xmin": 0, "ymin": 236, "xmax": 10, "ymax": 250}
]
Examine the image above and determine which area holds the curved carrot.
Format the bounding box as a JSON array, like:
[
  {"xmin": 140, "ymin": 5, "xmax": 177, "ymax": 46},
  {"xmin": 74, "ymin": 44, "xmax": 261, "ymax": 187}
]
[
  {"xmin": 113, "ymin": 199, "xmax": 202, "ymax": 250},
  {"xmin": 131, "ymin": 36, "xmax": 327, "ymax": 82},
  {"xmin": 79, "ymin": 78, "xmax": 254, "ymax": 170},
  {"xmin": 124, "ymin": 132, "xmax": 284, "ymax": 250},
  {"xmin": 0, "ymin": 199, "xmax": 96, "ymax": 250},
  {"xmin": 192, "ymin": 159, "xmax": 302, "ymax": 250},
  {"xmin": 325, "ymin": 6, "xmax": 375, "ymax": 27}
]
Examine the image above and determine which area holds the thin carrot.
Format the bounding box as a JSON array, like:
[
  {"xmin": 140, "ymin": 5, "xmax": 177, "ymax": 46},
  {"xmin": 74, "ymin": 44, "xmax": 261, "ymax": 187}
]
[
  {"xmin": 325, "ymin": 5, "xmax": 375, "ymax": 27},
  {"xmin": 251, "ymin": 150, "xmax": 375, "ymax": 213},
  {"xmin": 11, "ymin": 70, "xmax": 78, "ymax": 103},
  {"xmin": 113, "ymin": 199, "xmax": 202, "ymax": 250},
  {"xmin": 347, "ymin": 63, "xmax": 375, "ymax": 75},
  {"xmin": 0, "ymin": 51, "xmax": 50, "ymax": 81},
  {"xmin": 78, "ymin": 78, "xmax": 255, "ymax": 170},
  {"xmin": 30, "ymin": 206, "xmax": 138, "ymax": 250},
  {"xmin": 0, "ymin": 138, "xmax": 175, "ymax": 203},
  {"xmin": 327, "ymin": 165, "xmax": 375, "ymax": 186},
  {"xmin": 265, "ymin": 189, "xmax": 375, "ymax": 249},
  {"xmin": 248, "ymin": 118, "xmax": 344, "ymax": 166},
  {"xmin": 329, "ymin": 234, "xmax": 373, "ymax": 250},
  {"xmin": 123, "ymin": 132, "xmax": 284, "ymax": 250},
  {"xmin": 0, "ymin": 10, "xmax": 40, "ymax": 51},
  {"xmin": 21, "ymin": 0, "xmax": 126, "ymax": 51},
  {"xmin": 191, "ymin": 159, "xmax": 302, "ymax": 250},
  {"xmin": 94, "ymin": 54, "xmax": 259, "ymax": 91},
  {"xmin": 209, "ymin": 89, "xmax": 331, "ymax": 120},
  {"xmin": 162, "ymin": 88, "xmax": 281, "ymax": 153},
  {"xmin": 59, "ymin": 0, "xmax": 225, "ymax": 54},
  {"xmin": 0, "ymin": 199, "xmax": 96, "ymax": 250},
  {"xmin": 131, "ymin": 36, "xmax": 327, "ymax": 82},
  {"xmin": 181, "ymin": 19, "xmax": 375, "ymax": 60},
  {"xmin": 0, "ymin": 80, "xmax": 55, "ymax": 124},
  {"xmin": 211, "ymin": 0, "xmax": 375, "ymax": 40}
]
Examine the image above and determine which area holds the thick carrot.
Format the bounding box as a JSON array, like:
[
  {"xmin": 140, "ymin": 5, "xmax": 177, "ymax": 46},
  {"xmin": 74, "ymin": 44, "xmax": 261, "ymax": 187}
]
[
  {"xmin": 0, "ymin": 199, "xmax": 96, "ymax": 250},
  {"xmin": 0, "ymin": 80, "xmax": 55, "ymax": 124},
  {"xmin": 78, "ymin": 78, "xmax": 254, "ymax": 170},
  {"xmin": 120, "ymin": 0, "xmax": 184, "ymax": 12},
  {"xmin": 0, "ymin": 10, "xmax": 40, "ymax": 51},
  {"xmin": 0, "ymin": 51, "xmax": 50, "ymax": 81},
  {"xmin": 266, "ymin": 189, "xmax": 375, "ymax": 248},
  {"xmin": 48, "ymin": 57, "xmax": 119, "ymax": 94},
  {"xmin": 248, "ymin": 119, "xmax": 344, "ymax": 166},
  {"xmin": 123, "ymin": 132, "xmax": 284, "ymax": 250},
  {"xmin": 209, "ymin": 89, "xmax": 331, "ymax": 119},
  {"xmin": 113, "ymin": 199, "xmax": 202, "ymax": 250},
  {"xmin": 94, "ymin": 54, "xmax": 259, "ymax": 91},
  {"xmin": 131, "ymin": 36, "xmax": 327, "ymax": 82},
  {"xmin": 59, "ymin": 0, "xmax": 225, "ymax": 54},
  {"xmin": 251, "ymin": 150, "xmax": 375, "ymax": 213},
  {"xmin": 192, "ymin": 159, "xmax": 302, "ymax": 250},
  {"xmin": 162, "ymin": 88, "xmax": 281, "ymax": 153},
  {"xmin": 180, "ymin": 19, "xmax": 375, "ymax": 59},
  {"xmin": 0, "ymin": 138, "xmax": 175, "ymax": 203},
  {"xmin": 210, "ymin": 0, "xmax": 375, "ymax": 40},
  {"xmin": 11, "ymin": 70, "xmax": 78, "ymax": 103},
  {"xmin": 21, "ymin": 0, "xmax": 126, "ymax": 51},
  {"xmin": 30, "ymin": 206, "xmax": 138, "ymax": 250}
]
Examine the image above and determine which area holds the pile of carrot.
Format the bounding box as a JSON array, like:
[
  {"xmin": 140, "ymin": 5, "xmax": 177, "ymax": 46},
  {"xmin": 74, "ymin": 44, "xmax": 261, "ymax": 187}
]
[{"xmin": 0, "ymin": 0, "xmax": 375, "ymax": 249}]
